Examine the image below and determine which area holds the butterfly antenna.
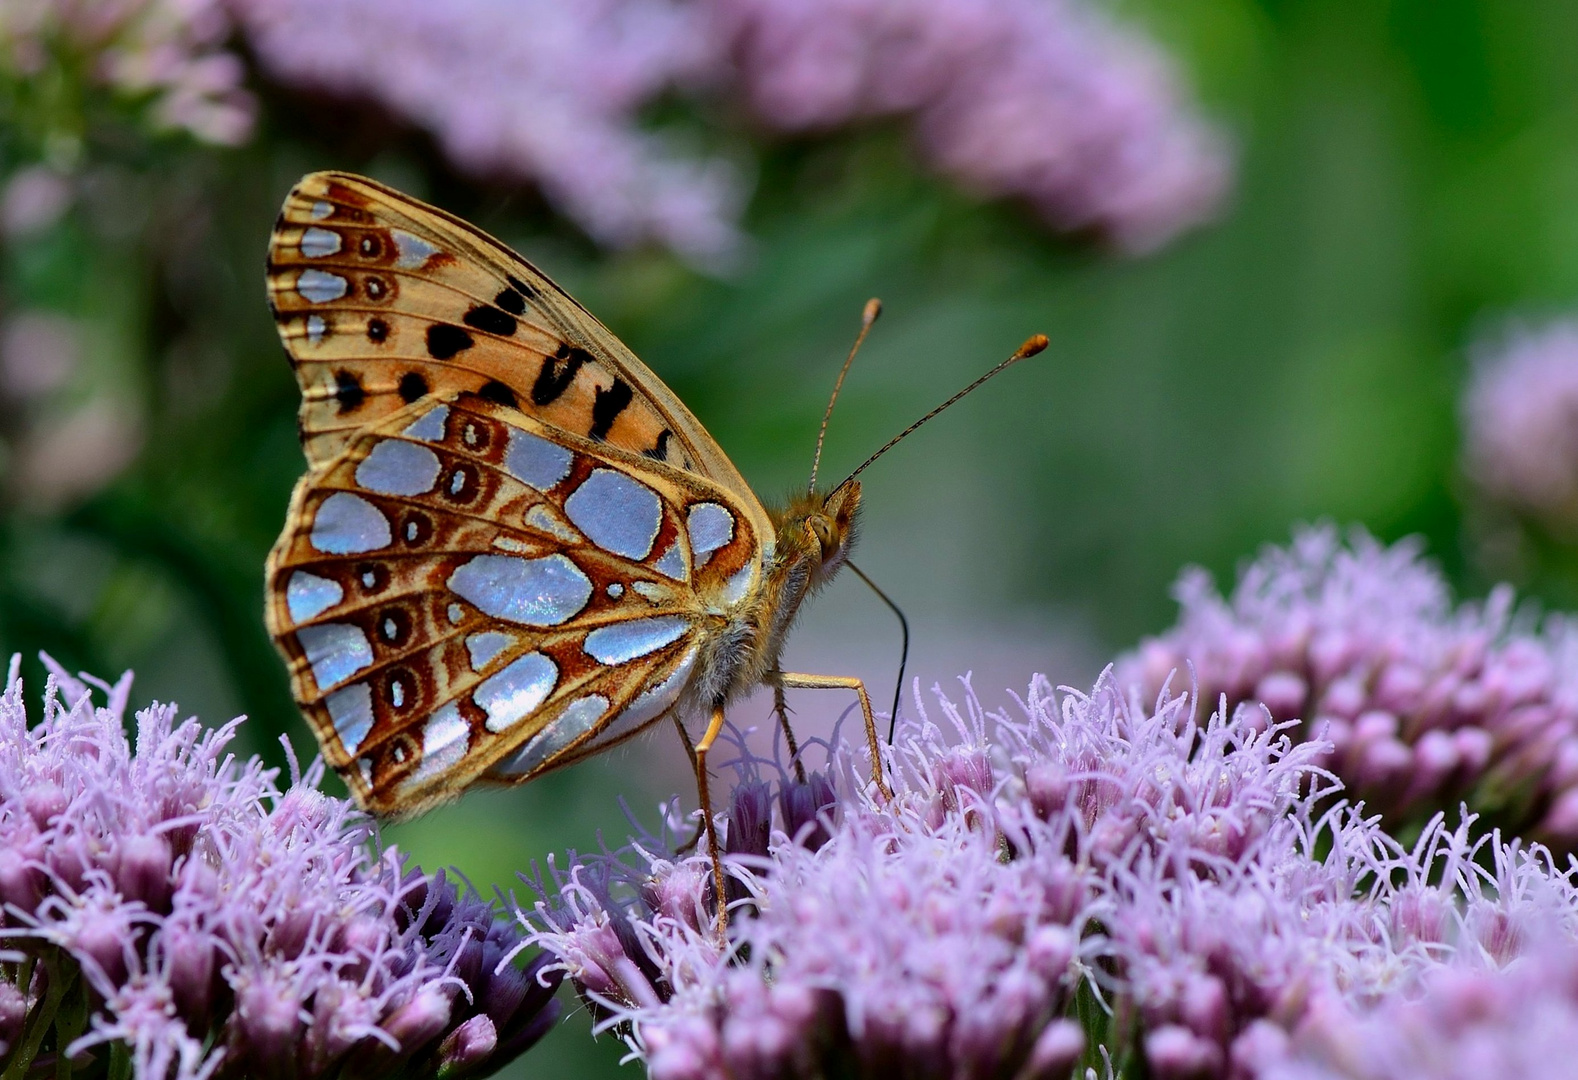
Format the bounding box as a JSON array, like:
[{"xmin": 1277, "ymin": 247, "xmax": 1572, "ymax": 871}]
[
  {"xmin": 836, "ymin": 333, "xmax": 1049, "ymax": 490},
  {"xmin": 845, "ymin": 560, "xmax": 909, "ymax": 743},
  {"xmin": 808, "ymin": 298, "xmax": 883, "ymax": 495}
]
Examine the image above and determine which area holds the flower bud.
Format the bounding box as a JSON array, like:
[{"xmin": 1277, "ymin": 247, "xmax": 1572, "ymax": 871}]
[
  {"xmin": 159, "ymin": 921, "xmax": 217, "ymax": 1021},
  {"xmin": 0, "ymin": 978, "xmax": 27, "ymax": 1057},
  {"xmin": 1146, "ymin": 1024, "xmax": 1223, "ymax": 1080},
  {"xmin": 1023, "ymin": 1018, "xmax": 1085, "ymax": 1080},
  {"xmin": 234, "ymin": 972, "xmax": 304, "ymax": 1077},
  {"xmin": 437, "ymin": 1013, "xmax": 497, "ymax": 1075},
  {"xmin": 0, "ymin": 848, "xmax": 42, "ymax": 916},
  {"xmin": 726, "ymin": 780, "xmax": 773, "ymax": 860},
  {"xmin": 381, "ymin": 983, "xmax": 455, "ymax": 1054},
  {"xmin": 114, "ymin": 833, "xmax": 173, "ymax": 911},
  {"xmin": 778, "ymin": 771, "xmax": 836, "ymax": 850}
]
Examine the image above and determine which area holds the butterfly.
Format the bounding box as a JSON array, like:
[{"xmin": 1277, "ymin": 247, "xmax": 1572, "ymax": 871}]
[{"xmin": 263, "ymin": 172, "xmax": 1044, "ymax": 925}]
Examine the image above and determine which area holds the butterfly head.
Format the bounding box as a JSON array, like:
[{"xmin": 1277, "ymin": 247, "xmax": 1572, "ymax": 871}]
[{"xmin": 777, "ymin": 479, "xmax": 863, "ymax": 587}]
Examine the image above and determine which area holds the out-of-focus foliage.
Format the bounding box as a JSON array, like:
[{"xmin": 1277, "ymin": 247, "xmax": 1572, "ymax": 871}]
[{"xmin": 5, "ymin": 1, "xmax": 1578, "ymax": 1075}]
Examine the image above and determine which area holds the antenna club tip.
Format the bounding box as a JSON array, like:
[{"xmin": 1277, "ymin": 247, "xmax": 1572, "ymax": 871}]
[
  {"xmin": 1017, "ymin": 334, "xmax": 1050, "ymax": 359},
  {"xmin": 863, "ymin": 298, "xmax": 883, "ymax": 324}
]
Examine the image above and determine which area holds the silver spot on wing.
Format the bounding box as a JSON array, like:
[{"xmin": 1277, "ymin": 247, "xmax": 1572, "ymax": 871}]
[
  {"xmin": 687, "ymin": 503, "xmax": 734, "ymax": 568},
  {"xmin": 488, "ymin": 694, "xmax": 609, "ymax": 778},
  {"xmin": 300, "ymin": 227, "xmax": 341, "ymax": 257},
  {"xmin": 355, "ymin": 439, "xmax": 441, "ymax": 496},
  {"xmin": 475, "ymin": 651, "xmax": 558, "ymax": 733},
  {"xmin": 298, "ymin": 622, "xmax": 373, "ymax": 690},
  {"xmin": 310, "ymin": 493, "xmax": 391, "ymax": 554},
  {"xmin": 391, "ymin": 229, "xmax": 441, "ymax": 269},
  {"xmin": 585, "ymin": 645, "xmax": 699, "ymax": 752},
  {"xmin": 402, "ymin": 405, "xmax": 449, "ymax": 442},
  {"xmin": 505, "ymin": 427, "xmax": 573, "ymax": 490},
  {"xmin": 447, "ymin": 553, "xmax": 593, "ymax": 626},
  {"xmin": 465, "ymin": 629, "xmax": 517, "ymax": 672},
  {"xmin": 324, "ymin": 682, "xmax": 374, "ymax": 755},
  {"xmin": 652, "ymin": 540, "xmax": 687, "ymax": 581},
  {"xmin": 584, "ymin": 616, "xmax": 690, "ymax": 666},
  {"xmin": 286, "ymin": 571, "xmax": 343, "ymax": 623},
  {"xmin": 564, "ymin": 469, "xmax": 662, "ymax": 560},
  {"xmin": 296, "ymin": 269, "xmax": 348, "ymax": 303},
  {"xmin": 406, "ymin": 704, "xmax": 469, "ymax": 787}
]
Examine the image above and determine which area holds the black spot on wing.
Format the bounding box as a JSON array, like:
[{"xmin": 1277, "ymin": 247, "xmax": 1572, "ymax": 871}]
[
  {"xmin": 590, "ymin": 378, "xmax": 633, "ymax": 441},
  {"xmin": 463, "ymin": 304, "xmax": 517, "ymax": 336},
  {"xmin": 398, "ymin": 371, "xmax": 429, "ymax": 403},
  {"xmin": 506, "ymin": 274, "xmax": 541, "ymax": 302},
  {"xmin": 426, "ymin": 324, "xmax": 473, "ymax": 360},
  {"xmin": 494, "ymin": 287, "xmax": 527, "ymax": 315},
  {"xmin": 367, "ymin": 317, "xmax": 389, "ymax": 343},
  {"xmin": 643, "ymin": 429, "xmax": 672, "ymax": 461},
  {"xmin": 531, "ymin": 344, "xmax": 587, "ymax": 405},
  {"xmin": 334, "ymin": 370, "xmax": 365, "ymax": 413},
  {"xmin": 478, "ymin": 380, "xmax": 517, "ymax": 408}
]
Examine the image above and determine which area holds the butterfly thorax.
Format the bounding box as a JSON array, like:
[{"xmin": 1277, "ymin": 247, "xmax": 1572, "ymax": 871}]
[{"xmin": 691, "ymin": 481, "xmax": 863, "ymax": 710}]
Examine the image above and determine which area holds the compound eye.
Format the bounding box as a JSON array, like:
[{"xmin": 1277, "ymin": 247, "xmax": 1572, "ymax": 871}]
[{"xmin": 809, "ymin": 516, "xmax": 839, "ymax": 559}]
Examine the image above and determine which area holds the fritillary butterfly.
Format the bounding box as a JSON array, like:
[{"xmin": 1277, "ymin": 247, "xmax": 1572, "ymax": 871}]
[{"xmin": 263, "ymin": 172, "xmax": 1044, "ymax": 924}]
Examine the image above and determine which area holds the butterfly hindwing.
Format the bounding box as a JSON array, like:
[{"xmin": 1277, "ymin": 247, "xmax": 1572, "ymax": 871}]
[
  {"xmin": 265, "ymin": 394, "xmax": 762, "ymax": 815},
  {"xmin": 266, "ymin": 171, "xmax": 763, "ymax": 520}
]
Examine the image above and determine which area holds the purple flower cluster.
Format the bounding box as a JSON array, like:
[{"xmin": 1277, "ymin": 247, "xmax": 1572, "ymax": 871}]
[
  {"xmin": 229, "ymin": 0, "xmax": 742, "ymax": 263},
  {"xmin": 523, "ymin": 667, "xmax": 1578, "ymax": 1079},
  {"xmin": 0, "ymin": 655, "xmax": 558, "ymax": 1079},
  {"xmin": 1250, "ymin": 942, "xmax": 1578, "ymax": 1079},
  {"xmin": 1120, "ymin": 524, "xmax": 1578, "ymax": 843},
  {"xmin": 710, "ymin": 0, "xmax": 1232, "ymax": 254},
  {"xmin": 229, "ymin": 0, "xmax": 1228, "ymax": 261},
  {"xmin": 1461, "ymin": 317, "xmax": 1578, "ymax": 535},
  {"xmin": 0, "ymin": 0, "xmax": 254, "ymax": 146}
]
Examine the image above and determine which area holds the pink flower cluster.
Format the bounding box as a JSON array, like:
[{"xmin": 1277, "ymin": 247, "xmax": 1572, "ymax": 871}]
[
  {"xmin": 1250, "ymin": 943, "xmax": 1578, "ymax": 1079},
  {"xmin": 1462, "ymin": 318, "xmax": 1578, "ymax": 535},
  {"xmin": 230, "ymin": 0, "xmax": 1229, "ymax": 261},
  {"xmin": 229, "ymin": 0, "xmax": 741, "ymax": 263},
  {"xmin": 0, "ymin": 0, "xmax": 254, "ymax": 145},
  {"xmin": 710, "ymin": 0, "xmax": 1232, "ymax": 253},
  {"xmin": 522, "ymin": 669, "xmax": 1578, "ymax": 1079},
  {"xmin": 1120, "ymin": 524, "xmax": 1578, "ymax": 843},
  {"xmin": 0, "ymin": 656, "xmax": 557, "ymax": 1079}
]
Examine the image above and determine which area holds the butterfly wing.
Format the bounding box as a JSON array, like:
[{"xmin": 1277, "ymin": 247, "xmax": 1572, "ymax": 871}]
[
  {"xmin": 266, "ymin": 171, "xmax": 764, "ymax": 521},
  {"xmin": 264, "ymin": 171, "xmax": 777, "ymax": 815},
  {"xmin": 266, "ymin": 395, "xmax": 764, "ymax": 816}
]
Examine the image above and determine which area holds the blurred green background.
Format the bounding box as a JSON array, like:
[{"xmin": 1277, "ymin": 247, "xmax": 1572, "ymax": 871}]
[{"xmin": 6, "ymin": 0, "xmax": 1578, "ymax": 1073}]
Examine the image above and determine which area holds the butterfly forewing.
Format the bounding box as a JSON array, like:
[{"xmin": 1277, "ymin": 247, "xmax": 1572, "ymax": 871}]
[
  {"xmin": 266, "ymin": 171, "xmax": 762, "ymax": 511},
  {"xmin": 267, "ymin": 329, "xmax": 766, "ymax": 813}
]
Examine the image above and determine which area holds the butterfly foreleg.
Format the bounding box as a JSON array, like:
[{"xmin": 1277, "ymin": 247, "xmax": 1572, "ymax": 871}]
[
  {"xmin": 766, "ymin": 672, "xmax": 893, "ymax": 801},
  {"xmin": 692, "ymin": 703, "xmax": 730, "ymax": 933},
  {"xmin": 772, "ymin": 681, "xmax": 809, "ymax": 785}
]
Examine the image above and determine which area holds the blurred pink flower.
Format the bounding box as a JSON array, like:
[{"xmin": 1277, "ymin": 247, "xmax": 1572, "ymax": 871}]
[
  {"xmin": 1462, "ymin": 318, "xmax": 1578, "ymax": 534},
  {"xmin": 1120, "ymin": 524, "xmax": 1578, "ymax": 844},
  {"xmin": 230, "ymin": 0, "xmax": 743, "ymax": 263},
  {"xmin": 1249, "ymin": 943, "xmax": 1578, "ymax": 1080},
  {"xmin": 0, "ymin": 0, "xmax": 255, "ymax": 146},
  {"xmin": 711, "ymin": 0, "xmax": 1232, "ymax": 253},
  {"xmin": 0, "ymin": 311, "xmax": 79, "ymax": 399},
  {"xmin": 231, "ymin": 0, "xmax": 1229, "ymax": 261},
  {"xmin": 0, "ymin": 166, "xmax": 72, "ymax": 236}
]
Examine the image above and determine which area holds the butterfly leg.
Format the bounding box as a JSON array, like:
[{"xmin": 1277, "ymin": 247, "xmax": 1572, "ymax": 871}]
[
  {"xmin": 773, "ymin": 681, "xmax": 809, "ymax": 784},
  {"xmin": 768, "ymin": 672, "xmax": 893, "ymax": 800},
  {"xmin": 692, "ymin": 703, "xmax": 730, "ymax": 933}
]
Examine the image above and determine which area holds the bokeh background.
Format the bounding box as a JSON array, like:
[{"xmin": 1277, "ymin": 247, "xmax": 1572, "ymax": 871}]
[{"xmin": 6, "ymin": 0, "xmax": 1578, "ymax": 1073}]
